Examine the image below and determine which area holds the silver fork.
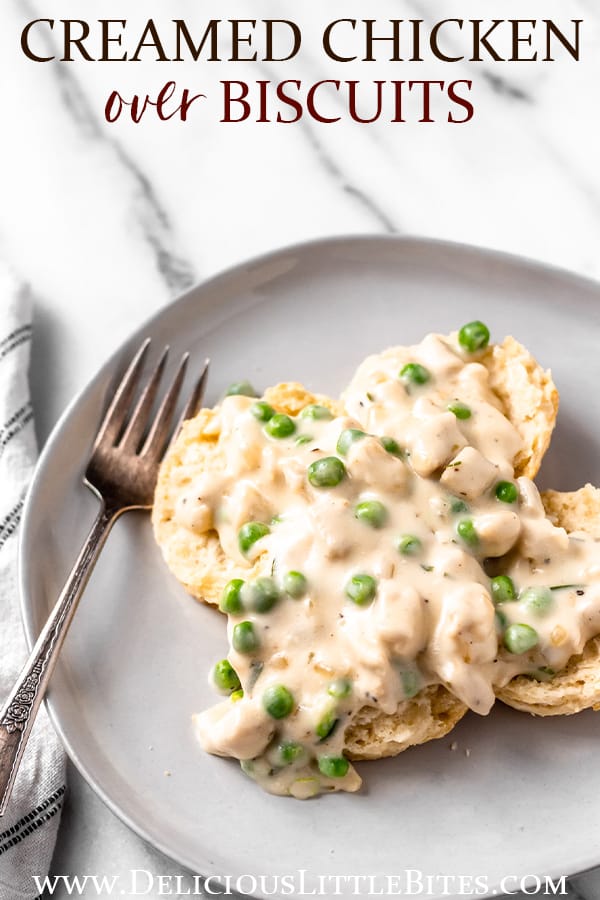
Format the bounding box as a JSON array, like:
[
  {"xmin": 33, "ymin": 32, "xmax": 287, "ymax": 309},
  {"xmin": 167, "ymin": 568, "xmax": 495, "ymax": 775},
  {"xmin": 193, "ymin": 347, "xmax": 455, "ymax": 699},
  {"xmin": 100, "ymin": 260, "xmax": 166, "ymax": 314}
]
[{"xmin": 0, "ymin": 339, "xmax": 209, "ymax": 815}]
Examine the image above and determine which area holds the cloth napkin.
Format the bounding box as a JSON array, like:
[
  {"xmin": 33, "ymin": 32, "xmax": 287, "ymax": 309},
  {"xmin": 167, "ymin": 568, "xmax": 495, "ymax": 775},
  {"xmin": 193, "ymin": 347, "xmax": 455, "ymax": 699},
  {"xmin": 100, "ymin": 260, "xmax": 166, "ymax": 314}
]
[{"xmin": 0, "ymin": 270, "xmax": 66, "ymax": 900}]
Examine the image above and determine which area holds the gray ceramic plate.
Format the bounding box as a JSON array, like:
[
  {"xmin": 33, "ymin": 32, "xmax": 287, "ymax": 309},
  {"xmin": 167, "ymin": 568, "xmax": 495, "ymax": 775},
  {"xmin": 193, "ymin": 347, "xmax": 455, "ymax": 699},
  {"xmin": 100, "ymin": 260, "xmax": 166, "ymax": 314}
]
[{"xmin": 20, "ymin": 237, "xmax": 600, "ymax": 897}]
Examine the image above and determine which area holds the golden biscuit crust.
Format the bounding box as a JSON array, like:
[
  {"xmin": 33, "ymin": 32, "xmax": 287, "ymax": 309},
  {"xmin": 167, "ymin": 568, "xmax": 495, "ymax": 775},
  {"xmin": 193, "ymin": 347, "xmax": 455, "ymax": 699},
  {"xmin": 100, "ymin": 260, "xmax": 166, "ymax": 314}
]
[
  {"xmin": 541, "ymin": 484, "xmax": 600, "ymax": 538},
  {"xmin": 345, "ymin": 685, "xmax": 467, "ymax": 760},
  {"xmin": 496, "ymin": 485, "xmax": 600, "ymax": 716},
  {"xmin": 482, "ymin": 336, "xmax": 558, "ymax": 478}
]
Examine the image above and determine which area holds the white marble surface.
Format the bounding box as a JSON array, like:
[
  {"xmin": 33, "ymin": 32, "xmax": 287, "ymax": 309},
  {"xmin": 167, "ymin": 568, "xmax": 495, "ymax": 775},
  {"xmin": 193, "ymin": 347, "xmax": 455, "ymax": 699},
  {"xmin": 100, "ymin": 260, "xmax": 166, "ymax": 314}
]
[{"xmin": 2, "ymin": 0, "xmax": 600, "ymax": 896}]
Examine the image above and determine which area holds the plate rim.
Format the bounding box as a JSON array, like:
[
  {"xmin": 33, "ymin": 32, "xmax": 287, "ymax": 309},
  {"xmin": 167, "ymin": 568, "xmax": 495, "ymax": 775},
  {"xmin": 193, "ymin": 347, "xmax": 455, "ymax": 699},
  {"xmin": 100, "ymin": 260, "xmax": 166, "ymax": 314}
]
[{"xmin": 18, "ymin": 233, "xmax": 600, "ymax": 892}]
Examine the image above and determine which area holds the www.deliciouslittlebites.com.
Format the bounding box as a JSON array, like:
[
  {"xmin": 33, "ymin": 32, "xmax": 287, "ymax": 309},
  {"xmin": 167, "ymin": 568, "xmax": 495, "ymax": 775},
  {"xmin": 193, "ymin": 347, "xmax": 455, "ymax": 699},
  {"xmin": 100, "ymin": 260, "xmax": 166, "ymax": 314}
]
[
  {"xmin": 32, "ymin": 868, "xmax": 570, "ymax": 896},
  {"xmin": 19, "ymin": 16, "xmax": 583, "ymax": 124}
]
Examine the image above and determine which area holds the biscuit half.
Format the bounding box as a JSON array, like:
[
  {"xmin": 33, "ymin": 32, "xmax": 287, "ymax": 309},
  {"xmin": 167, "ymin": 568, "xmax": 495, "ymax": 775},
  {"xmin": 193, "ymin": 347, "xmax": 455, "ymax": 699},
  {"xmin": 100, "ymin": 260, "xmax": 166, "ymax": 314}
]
[
  {"xmin": 481, "ymin": 336, "xmax": 558, "ymax": 479},
  {"xmin": 152, "ymin": 384, "xmax": 340, "ymax": 605},
  {"xmin": 496, "ymin": 485, "xmax": 600, "ymax": 716}
]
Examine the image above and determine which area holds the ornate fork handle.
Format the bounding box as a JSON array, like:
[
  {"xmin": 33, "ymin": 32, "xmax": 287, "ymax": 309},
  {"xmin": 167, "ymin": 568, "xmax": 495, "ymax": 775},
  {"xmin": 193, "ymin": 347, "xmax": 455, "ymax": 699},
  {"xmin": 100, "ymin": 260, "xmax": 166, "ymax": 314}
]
[
  {"xmin": 0, "ymin": 342, "xmax": 208, "ymax": 816},
  {"xmin": 0, "ymin": 500, "xmax": 120, "ymax": 814}
]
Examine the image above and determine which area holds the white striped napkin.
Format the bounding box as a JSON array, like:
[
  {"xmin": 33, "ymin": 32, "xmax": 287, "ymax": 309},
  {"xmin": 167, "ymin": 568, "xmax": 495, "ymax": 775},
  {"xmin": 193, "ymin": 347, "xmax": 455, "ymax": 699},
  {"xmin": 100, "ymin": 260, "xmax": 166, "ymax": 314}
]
[{"xmin": 0, "ymin": 270, "xmax": 65, "ymax": 900}]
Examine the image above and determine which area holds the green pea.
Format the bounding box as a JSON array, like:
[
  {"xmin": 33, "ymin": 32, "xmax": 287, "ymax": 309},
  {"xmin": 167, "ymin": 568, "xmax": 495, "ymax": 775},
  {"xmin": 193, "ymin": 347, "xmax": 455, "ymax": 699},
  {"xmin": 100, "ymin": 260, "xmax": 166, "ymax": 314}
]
[
  {"xmin": 457, "ymin": 518, "xmax": 478, "ymax": 547},
  {"xmin": 295, "ymin": 434, "xmax": 313, "ymax": 446},
  {"xmin": 458, "ymin": 321, "xmax": 490, "ymax": 353},
  {"xmin": 212, "ymin": 659, "xmax": 241, "ymax": 694},
  {"xmin": 283, "ymin": 571, "xmax": 308, "ymax": 599},
  {"xmin": 219, "ymin": 579, "xmax": 245, "ymax": 614},
  {"xmin": 230, "ymin": 689, "xmax": 244, "ymax": 702},
  {"xmin": 307, "ymin": 457, "xmax": 346, "ymax": 488},
  {"xmin": 262, "ymin": 684, "xmax": 294, "ymax": 719},
  {"xmin": 226, "ymin": 380, "xmax": 257, "ymax": 397},
  {"xmin": 300, "ymin": 404, "xmax": 333, "ymax": 421},
  {"xmin": 380, "ymin": 436, "xmax": 404, "ymax": 457},
  {"xmin": 238, "ymin": 521, "xmax": 270, "ymax": 556},
  {"xmin": 244, "ymin": 577, "xmax": 280, "ymax": 613},
  {"xmin": 232, "ymin": 621, "xmax": 260, "ymax": 654},
  {"xmin": 495, "ymin": 609, "xmax": 508, "ymax": 631},
  {"xmin": 400, "ymin": 670, "xmax": 420, "ymax": 699},
  {"xmin": 354, "ymin": 500, "xmax": 388, "ymax": 529},
  {"xmin": 250, "ymin": 400, "xmax": 275, "ymax": 422},
  {"xmin": 396, "ymin": 534, "xmax": 422, "ymax": 556},
  {"xmin": 447, "ymin": 401, "xmax": 472, "ymax": 420},
  {"xmin": 495, "ymin": 481, "xmax": 518, "ymax": 504},
  {"xmin": 327, "ymin": 678, "xmax": 352, "ymax": 699},
  {"xmin": 399, "ymin": 362, "xmax": 431, "ymax": 386},
  {"xmin": 265, "ymin": 413, "xmax": 296, "ymax": 439},
  {"xmin": 520, "ymin": 586, "xmax": 553, "ymax": 617},
  {"xmin": 504, "ymin": 623, "xmax": 539, "ymax": 654},
  {"xmin": 277, "ymin": 740, "xmax": 305, "ymax": 765},
  {"xmin": 450, "ymin": 499, "xmax": 469, "ymax": 514},
  {"xmin": 345, "ymin": 574, "xmax": 377, "ymax": 606},
  {"xmin": 336, "ymin": 428, "xmax": 367, "ymax": 456},
  {"xmin": 316, "ymin": 710, "xmax": 338, "ymax": 740},
  {"xmin": 318, "ymin": 756, "xmax": 349, "ymax": 778},
  {"xmin": 490, "ymin": 575, "xmax": 516, "ymax": 604}
]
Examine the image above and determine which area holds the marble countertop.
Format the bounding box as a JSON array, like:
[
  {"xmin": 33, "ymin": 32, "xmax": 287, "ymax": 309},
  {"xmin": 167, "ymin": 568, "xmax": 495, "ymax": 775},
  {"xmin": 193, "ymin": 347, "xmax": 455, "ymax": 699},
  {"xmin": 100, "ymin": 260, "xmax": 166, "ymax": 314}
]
[{"xmin": 3, "ymin": 0, "xmax": 600, "ymax": 896}]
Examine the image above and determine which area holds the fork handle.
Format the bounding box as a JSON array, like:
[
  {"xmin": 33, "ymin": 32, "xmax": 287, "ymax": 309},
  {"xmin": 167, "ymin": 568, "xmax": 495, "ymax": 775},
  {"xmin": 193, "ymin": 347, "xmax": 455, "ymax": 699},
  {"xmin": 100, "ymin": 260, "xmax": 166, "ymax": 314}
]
[{"xmin": 0, "ymin": 500, "xmax": 120, "ymax": 815}]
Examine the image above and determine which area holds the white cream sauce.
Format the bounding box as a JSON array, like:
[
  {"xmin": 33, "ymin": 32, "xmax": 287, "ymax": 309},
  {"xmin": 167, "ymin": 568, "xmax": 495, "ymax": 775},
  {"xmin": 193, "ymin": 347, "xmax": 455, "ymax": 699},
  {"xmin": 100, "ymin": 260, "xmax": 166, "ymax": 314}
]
[{"xmin": 174, "ymin": 332, "xmax": 600, "ymax": 798}]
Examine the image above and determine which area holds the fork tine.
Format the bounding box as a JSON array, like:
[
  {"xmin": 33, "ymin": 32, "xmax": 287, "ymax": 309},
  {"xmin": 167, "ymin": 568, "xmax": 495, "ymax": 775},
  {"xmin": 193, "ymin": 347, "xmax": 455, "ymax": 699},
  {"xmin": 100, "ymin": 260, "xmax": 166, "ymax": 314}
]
[
  {"xmin": 174, "ymin": 359, "xmax": 210, "ymax": 436},
  {"xmin": 119, "ymin": 346, "xmax": 169, "ymax": 452},
  {"xmin": 93, "ymin": 339, "xmax": 152, "ymax": 449},
  {"xmin": 141, "ymin": 353, "xmax": 190, "ymax": 459}
]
